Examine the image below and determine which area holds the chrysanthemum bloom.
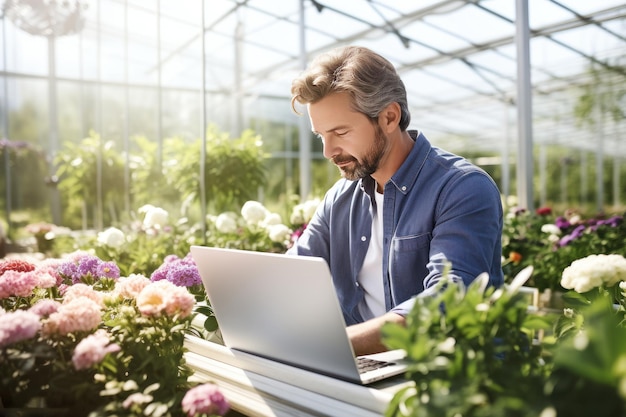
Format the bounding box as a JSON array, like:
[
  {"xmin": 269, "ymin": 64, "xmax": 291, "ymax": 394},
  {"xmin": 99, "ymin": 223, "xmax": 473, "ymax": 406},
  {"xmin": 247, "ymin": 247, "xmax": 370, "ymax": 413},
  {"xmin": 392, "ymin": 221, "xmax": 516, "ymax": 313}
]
[
  {"xmin": 261, "ymin": 212, "xmax": 283, "ymax": 227},
  {"xmin": 143, "ymin": 206, "xmax": 169, "ymax": 229},
  {"xmin": 72, "ymin": 329, "xmax": 120, "ymax": 370},
  {"xmin": 540, "ymin": 224, "xmax": 561, "ymax": 236},
  {"xmin": 215, "ymin": 213, "xmax": 238, "ymax": 234},
  {"xmin": 30, "ymin": 299, "xmax": 61, "ymax": 317},
  {"xmin": 181, "ymin": 383, "xmax": 230, "ymax": 417},
  {"xmin": 114, "ymin": 274, "xmax": 151, "ymax": 299},
  {"xmin": 535, "ymin": 206, "xmax": 552, "ymax": 216},
  {"xmin": 58, "ymin": 254, "xmax": 120, "ymax": 284},
  {"xmin": 136, "ymin": 280, "xmax": 195, "ymax": 318},
  {"xmin": 97, "ymin": 227, "xmax": 126, "ymax": 248},
  {"xmin": 34, "ymin": 270, "xmax": 57, "ymax": 289},
  {"xmin": 0, "ymin": 269, "xmax": 39, "ymax": 297},
  {"xmin": 267, "ymin": 223, "xmax": 292, "ymax": 244},
  {"xmin": 35, "ymin": 258, "xmax": 65, "ymax": 286},
  {"xmin": 0, "ymin": 259, "xmax": 36, "ymax": 276},
  {"xmin": 43, "ymin": 297, "xmax": 102, "ymax": 336},
  {"xmin": 561, "ymin": 254, "xmax": 626, "ymax": 293},
  {"xmin": 63, "ymin": 283, "xmax": 104, "ymax": 306},
  {"xmin": 0, "ymin": 310, "xmax": 41, "ymax": 347},
  {"xmin": 163, "ymin": 285, "xmax": 195, "ymax": 318},
  {"xmin": 241, "ymin": 200, "xmax": 268, "ymax": 225},
  {"xmin": 290, "ymin": 198, "xmax": 321, "ymax": 225},
  {"xmin": 150, "ymin": 255, "xmax": 201, "ymax": 287},
  {"xmin": 96, "ymin": 261, "xmax": 120, "ymax": 280}
]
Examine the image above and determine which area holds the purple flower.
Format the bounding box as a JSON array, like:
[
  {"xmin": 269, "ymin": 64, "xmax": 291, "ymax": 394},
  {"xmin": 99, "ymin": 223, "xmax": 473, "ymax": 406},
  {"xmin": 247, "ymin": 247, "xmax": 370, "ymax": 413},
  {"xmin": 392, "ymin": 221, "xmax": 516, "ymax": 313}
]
[
  {"xmin": 181, "ymin": 383, "xmax": 229, "ymax": 417},
  {"xmin": 77, "ymin": 255, "xmax": 101, "ymax": 280},
  {"xmin": 555, "ymin": 216, "xmax": 570, "ymax": 229},
  {"xmin": 96, "ymin": 261, "xmax": 120, "ymax": 280},
  {"xmin": 558, "ymin": 224, "xmax": 587, "ymax": 247},
  {"xmin": 57, "ymin": 254, "xmax": 121, "ymax": 284},
  {"xmin": 150, "ymin": 255, "xmax": 201, "ymax": 287},
  {"xmin": 167, "ymin": 263, "xmax": 202, "ymax": 287},
  {"xmin": 58, "ymin": 261, "xmax": 80, "ymax": 282},
  {"xmin": 599, "ymin": 216, "xmax": 622, "ymax": 228}
]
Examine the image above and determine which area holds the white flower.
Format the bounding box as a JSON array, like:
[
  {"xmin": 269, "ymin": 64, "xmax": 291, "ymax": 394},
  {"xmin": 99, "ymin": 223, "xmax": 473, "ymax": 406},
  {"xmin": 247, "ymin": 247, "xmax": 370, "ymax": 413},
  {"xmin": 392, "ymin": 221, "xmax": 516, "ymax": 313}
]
[
  {"xmin": 143, "ymin": 206, "xmax": 169, "ymax": 229},
  {"xmin": 437, "ymin": 337, "xmax": 456, "ymax": 354},
  {"xmin": 547, "ymin": 234, "xmax": 560, "ymax": 243},
  {"xmin": 267, "ymin": 224, "xmax": 292, "ymax": 243},
  {"xmin": 569, "ymin": 214, "xmax": 582, "ymax": 225},
  {"xmin": 290, "ymin": 198, "xmax": 320, "ymax": 225},
  {"xmin": 241, "ymin": 201, "xmax": 268, "ymax": 225},
  {"xmin": 620, "ymin": 281, "xmax": 626, "ymax": 298},
  {"xmin": 560, "ymin": 254, "xmax": 626, "ymax": 293},
  {"xmin": 505, "ymin": 195, "xmax": 518, "ymax": 208},
  {"xmin": 540, "ymin": 224, "xmax": 561, "ymax": 236},
  {"xmin": 262, "ymin": 212, "xmax": 283, "ymax": 227},
  {"xmin": 97, "ymin": 227, "xmax": 125, "ymax": 248},
  {"xmin": 138, "ymin": 204, "xmax": 154, "ymax": 214},
  {"xmin": 215, "ymin": 213, "xmax": 238, "ymax": 234}
]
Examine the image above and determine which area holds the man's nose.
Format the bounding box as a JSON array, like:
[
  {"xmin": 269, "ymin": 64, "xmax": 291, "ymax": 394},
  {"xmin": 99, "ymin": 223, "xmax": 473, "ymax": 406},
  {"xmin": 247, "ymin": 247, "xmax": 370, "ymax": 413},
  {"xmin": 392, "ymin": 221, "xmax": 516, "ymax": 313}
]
[{"xmin": 322, "ymin": 136, "xmax": 337, "ymax": 160}]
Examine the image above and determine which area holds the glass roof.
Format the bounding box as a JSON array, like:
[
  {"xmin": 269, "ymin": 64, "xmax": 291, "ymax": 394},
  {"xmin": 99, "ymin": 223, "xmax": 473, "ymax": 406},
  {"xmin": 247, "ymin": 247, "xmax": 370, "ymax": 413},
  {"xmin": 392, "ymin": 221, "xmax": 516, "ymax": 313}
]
[{"xmin": 2, "ymin": 0, "xmax": 625, "ymax": 159}]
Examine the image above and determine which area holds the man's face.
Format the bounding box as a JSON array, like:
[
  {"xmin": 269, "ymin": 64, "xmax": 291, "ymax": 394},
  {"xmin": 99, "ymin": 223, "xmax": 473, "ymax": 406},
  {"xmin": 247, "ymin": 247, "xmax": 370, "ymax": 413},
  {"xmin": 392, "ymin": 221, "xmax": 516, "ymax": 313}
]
[{"xmin": 308, "ymin": 92, "xmax": 388, "ymax": 181}]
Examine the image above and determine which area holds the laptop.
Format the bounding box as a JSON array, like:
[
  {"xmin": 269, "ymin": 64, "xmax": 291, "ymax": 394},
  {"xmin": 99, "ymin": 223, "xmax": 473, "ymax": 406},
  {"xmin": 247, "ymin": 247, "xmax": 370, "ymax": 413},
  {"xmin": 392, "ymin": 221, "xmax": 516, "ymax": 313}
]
[{"xmin": 190, "ymin": 246, "xmax": 408, "ymax": 385}]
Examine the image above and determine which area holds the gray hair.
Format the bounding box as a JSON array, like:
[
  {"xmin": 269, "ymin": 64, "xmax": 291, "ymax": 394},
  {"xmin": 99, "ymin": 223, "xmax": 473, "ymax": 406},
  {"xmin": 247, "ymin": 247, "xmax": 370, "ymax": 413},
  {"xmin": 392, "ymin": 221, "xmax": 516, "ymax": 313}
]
[{"xmin": 291, "ymin": 46, "xmax": 411, "ymax": 131}]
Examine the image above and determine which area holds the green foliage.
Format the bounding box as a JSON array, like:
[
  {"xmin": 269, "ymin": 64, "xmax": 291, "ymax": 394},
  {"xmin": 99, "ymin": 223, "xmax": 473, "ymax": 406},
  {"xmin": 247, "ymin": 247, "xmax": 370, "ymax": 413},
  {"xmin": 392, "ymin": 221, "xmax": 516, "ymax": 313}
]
[
  {"xmin": 163, "ymin": 126, "xmax": 268, "ymax": 214},
  {"xmin": 574, "ymin": 63, "xmax": 626, "ymax": 127},
  {"xmin": 54, "ymin": 131, "xmax": 126, "ymax": 228},
  {"xmin": 383, "ymin": 271, "xmax": 553, "ymax": 417},
  {"xmin": 546, "ymin": 296, "xmax": 626, "ymax": 417},
  {"xmin": 128, "ymin": 135, "xmax": 180, "ymax": 210},
  {"xmin": 0, "ymin": 141, "xmax": 50, "ymax": 219},
  {"xmin": 90, "ymin": 221, "xmax": 200, "ymax": 278}
]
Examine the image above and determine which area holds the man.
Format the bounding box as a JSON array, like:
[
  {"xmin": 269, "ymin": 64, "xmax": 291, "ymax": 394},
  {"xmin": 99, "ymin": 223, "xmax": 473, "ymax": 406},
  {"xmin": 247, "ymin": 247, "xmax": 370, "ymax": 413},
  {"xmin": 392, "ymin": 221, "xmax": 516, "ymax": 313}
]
[{"xmin": 289, "ymin": 46, "xmax": 503, "ymax": 356}]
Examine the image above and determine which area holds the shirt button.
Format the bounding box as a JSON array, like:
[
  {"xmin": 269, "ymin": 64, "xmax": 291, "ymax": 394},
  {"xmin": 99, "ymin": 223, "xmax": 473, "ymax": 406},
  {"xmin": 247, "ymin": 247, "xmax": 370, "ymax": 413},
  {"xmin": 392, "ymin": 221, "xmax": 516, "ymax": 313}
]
[
  {"xmin": 355, "ymin": 281, "xmax": 360, "ymax": 287},
  {"xmin": 361, "ymin": 236, "xmax": 367, "ymax": 241},
  {"xmin": 401, "ymin": 185, "xmax": 407, "ymax": 191}
]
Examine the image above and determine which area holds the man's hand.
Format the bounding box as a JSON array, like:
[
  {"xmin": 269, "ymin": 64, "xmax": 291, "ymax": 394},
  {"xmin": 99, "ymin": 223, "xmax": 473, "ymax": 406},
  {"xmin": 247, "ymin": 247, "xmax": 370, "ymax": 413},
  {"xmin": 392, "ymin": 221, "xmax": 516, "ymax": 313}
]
[{"xmin": 347, "ymin": 312, "xmax": 405, "ymax": 356}]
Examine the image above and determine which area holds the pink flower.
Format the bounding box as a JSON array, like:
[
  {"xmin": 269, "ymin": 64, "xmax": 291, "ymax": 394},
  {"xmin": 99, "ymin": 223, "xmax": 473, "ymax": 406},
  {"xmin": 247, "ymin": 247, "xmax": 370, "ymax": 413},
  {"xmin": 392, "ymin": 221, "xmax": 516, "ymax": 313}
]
[
  {"xmin": 30, "ymin": 299, "xmax": 61, "ymax": 317},
  {"xmin": 181, "ymin": 383, "xmax": 229, "ymax": 417},
  {"xmin": 136, "ymin": 281, "xmax": 195, "ymax": 319},
  {"xmin": 63, "ymin": 283, "xmax": 104, "ymax": 306},
  {"xmin": 164, "ymin": 285, "xmax": 195, "ymax": 318},
  {"xmin": 35, "ymin": 258, "xmax": 65, "ymax": 285},
  {"xmin": 114, "ymin": 274, "xmax": 151, "ymax": 299},
  {"xmin": 43, "ymin": 297, "xmax": 102, "ymax": 336},
  {"xmin": 35, "ymin": 270, "xmax": 57, "ymax": 289},
  {"xmin": 72, "ymin": 329, "xmax": 120, "ymax": 370},
  {"xmin": 0, "ymin": 310, "xmax": 41, "ymax": 347},
  {"xmin": 0, "ymin": 270, "xmax": 39, "ymax": 298}
]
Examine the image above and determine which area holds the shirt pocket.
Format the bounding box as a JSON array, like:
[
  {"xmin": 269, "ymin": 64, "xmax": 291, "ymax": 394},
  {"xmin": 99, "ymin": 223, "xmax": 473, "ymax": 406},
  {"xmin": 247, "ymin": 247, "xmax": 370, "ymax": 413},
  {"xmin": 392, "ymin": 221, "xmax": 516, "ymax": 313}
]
[{"xmin": 389, "ymin": 233, "xmax": 432, "ymax": 295}]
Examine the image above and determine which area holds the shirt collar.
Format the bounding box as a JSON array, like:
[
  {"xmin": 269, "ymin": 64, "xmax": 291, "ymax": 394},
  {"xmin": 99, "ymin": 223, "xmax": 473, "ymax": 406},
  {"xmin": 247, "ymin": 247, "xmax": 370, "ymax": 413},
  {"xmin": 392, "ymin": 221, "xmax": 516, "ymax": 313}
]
[{"xmin": 359, "ymin": 130, "xmax": 430, "ymax": 196}]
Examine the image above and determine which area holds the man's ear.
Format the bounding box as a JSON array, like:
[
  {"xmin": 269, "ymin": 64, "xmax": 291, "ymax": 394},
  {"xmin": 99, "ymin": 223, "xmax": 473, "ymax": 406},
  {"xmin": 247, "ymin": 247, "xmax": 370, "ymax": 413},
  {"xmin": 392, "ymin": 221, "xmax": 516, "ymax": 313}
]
[{"xmin": 378, "ymin": 102, "xmax": 401, "ymax": 133}]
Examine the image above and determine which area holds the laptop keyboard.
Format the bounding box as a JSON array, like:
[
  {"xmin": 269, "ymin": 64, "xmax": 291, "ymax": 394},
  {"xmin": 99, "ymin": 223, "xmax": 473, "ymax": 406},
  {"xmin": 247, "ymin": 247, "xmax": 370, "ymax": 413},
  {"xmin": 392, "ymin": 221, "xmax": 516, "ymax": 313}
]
[{"xmin": 356, "ymin": 357, "xmax": 395, "ymax": 374}]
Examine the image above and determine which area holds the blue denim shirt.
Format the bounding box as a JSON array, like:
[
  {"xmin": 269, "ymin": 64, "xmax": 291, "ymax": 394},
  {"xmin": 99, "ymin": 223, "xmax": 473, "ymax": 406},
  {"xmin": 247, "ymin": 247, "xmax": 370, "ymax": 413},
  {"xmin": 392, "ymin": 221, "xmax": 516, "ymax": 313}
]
[{"xmin": 288, "ymin": 131, "xmax": 504, "ymax": 325}]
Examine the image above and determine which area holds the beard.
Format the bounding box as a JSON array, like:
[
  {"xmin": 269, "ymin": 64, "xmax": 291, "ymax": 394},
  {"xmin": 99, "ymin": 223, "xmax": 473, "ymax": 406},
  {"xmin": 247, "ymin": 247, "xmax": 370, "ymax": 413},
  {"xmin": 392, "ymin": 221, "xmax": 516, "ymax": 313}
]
[{"xmin": 331, "ymin": 122, "xmax": 388, "ymax": 181}]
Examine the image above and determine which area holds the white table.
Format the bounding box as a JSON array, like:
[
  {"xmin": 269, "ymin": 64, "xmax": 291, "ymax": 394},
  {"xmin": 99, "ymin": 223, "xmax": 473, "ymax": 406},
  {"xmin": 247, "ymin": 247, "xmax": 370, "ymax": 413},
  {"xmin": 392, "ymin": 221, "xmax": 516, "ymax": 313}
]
[{"xmin": 184, "ymin": 336, "xmax": 412, "ymax": 417}]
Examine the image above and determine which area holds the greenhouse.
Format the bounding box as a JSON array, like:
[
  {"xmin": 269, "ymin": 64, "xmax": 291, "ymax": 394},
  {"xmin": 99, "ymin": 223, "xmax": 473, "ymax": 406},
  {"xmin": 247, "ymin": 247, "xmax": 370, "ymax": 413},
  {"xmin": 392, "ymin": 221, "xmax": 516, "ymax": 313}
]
[{"xmin": 1, "ymin": 1, "xmax": 626, "ymax": 416}]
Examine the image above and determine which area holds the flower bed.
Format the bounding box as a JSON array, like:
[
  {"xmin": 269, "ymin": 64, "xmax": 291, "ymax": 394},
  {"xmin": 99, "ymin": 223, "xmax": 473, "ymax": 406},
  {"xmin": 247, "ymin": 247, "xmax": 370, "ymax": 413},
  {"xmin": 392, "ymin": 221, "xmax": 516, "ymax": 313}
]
[{"xmin": 0, "ymin": 253, "xmax": 229, "ymax": 417}]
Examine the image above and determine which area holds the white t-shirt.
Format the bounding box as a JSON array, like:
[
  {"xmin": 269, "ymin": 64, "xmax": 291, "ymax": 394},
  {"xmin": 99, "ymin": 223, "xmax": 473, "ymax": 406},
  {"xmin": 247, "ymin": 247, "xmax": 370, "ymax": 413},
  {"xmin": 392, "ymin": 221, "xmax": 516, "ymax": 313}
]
[{"xmin": 357, "ymin": 190, "xmax": 386, "ymax": 320}]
